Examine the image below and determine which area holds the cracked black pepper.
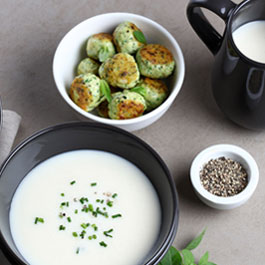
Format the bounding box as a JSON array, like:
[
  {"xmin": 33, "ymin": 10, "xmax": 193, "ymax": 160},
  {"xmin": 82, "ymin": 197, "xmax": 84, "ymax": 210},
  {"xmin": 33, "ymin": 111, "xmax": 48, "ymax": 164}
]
[{"xmin": 200, "ymin": 156, "xmax": 248, "ymax": 197}]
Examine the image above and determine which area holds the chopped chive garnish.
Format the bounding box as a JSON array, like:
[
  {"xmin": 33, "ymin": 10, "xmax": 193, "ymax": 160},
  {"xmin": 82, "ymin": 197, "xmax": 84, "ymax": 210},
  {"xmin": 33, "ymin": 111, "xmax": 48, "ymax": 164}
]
[
  {"xmin": 88, "ymin": 204, "xmax": 94, "ymax": 212},
  {"xmin": 80, "ymin": 197, "xmax": 88, "ymax": 204},
  {"xmin": 99, "ymin": 241, "xmax": 107, "ymax": 247},
  {"xmin": 88, "ymin": 234, "xmax": 97, "ymax": 240},
  {"xmin": 59, "ymin": 225, "xmax": 66, "ymax": 230},
  {"xmin": 67, "ymin": 217, "xmax": 72, "ymax": 223},
  {"xmin": 103, "ymin": 229, "xmax": 113, "ymax": 238},
  {"xmin": 70, "ymin": 180, "xmax": 76, "ymax": 185},
  {"xmin": 61, "ymin": 193, "xmax": 65, "ymax": 197},
  {"xmin": 81, "ymin": 206, "xmax": 89, "ymax": 213},
  {"xmin": 34, "ymin": 217, "xmax": 44, "ymax": 224},
  {"xmin": 91, "ymin": 224, "xmax": 98, "ymax": 231},
  {"xmin": 76, "ymin": 247, "xmax": 80, "ymax": 254},
  {"xmin": 101, "ymin": 200, "xmax": 104, "ymax": 204},
  {"xmin": 96, "ymin": 199, "xmax": 100, "ymax": 203},
  {"xmin": 81, "ymin": 223, "xmax": 89, "ymax": 229},
  {"xmin": 91, "ymin": 182, "xmax": 97, "ymax": 187},
  {"xmin": 112, "ymin": 214, "xmax": 122, "ymax": 219},
  {"xmin": 59, "ymin": 212, "xmax": 65, "ymax": 218},
  {"xmin": 112, "ymin": 193, "xmax": 118, "ymax": 198},
  {"xmin": 80, "ymin": 230, "xmax": 86, "ymax": 239},
  {"xmin": 72, "ymin": 232, "xmax": 78, "ymax": 237},
  {"xmin": 103, "ymin": 207, "xmax": 106, "ymax": 211},
  {"xmin": 74, "ymin": 209, "xmax": 78, "ymax": 214},
  {"xmin": 92, "ymin": 211, "xmax": 98, "ymax": 217},
  {"xmin": 60, "ymin": 201, "xmax": 69, "ymax": 208},
  {"xmin": 107, "ymin": 201, "xmax": 113, "ymax": 207},
  {"xmin": 95, "ymin": 207, "xmax": 108, "ymax": 218}
]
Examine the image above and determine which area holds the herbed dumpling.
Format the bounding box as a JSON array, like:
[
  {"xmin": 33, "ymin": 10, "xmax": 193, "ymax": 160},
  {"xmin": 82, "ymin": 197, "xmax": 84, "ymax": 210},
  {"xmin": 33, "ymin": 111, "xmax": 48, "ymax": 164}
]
[
  {"xmin": 113, "ymin": 21, "xmax": 145, "ymax": 54},
  {"xmin": 108, "ymin": 90, "xmax": 146, "ymax": 119},
  {"xmin": 77, "ymin": 58, "xmax": 100, "ymax": 75},
  {"xmin": 99, "ymin": 53, "xmax": 140, "ymax": 89},
  {"xmin": 136, "ymin": 44, "xmax": 175, "ymax": 79},
  {"xmin": 69, "ymin": 73, "xmax": 103, "ymax": 112},
  {"xmin": 86, "ymin": 33, "xmax": 116, "ymax": 62},
  {"xmin": 136, "ymin": 77, "xmax": 169, "ymax": 111}
]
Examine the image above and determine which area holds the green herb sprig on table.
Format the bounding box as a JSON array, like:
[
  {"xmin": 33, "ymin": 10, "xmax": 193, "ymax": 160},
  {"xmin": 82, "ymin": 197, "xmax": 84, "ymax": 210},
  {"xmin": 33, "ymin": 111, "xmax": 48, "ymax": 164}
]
[{"xmin": 158, "ymin": 229, "xmax": 217, "ymax": 265}]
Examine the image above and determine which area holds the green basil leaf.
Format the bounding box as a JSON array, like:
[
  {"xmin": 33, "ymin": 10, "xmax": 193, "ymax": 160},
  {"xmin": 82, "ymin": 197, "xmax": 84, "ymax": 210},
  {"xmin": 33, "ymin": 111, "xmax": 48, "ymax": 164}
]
[
  {"xmin": 98, "ymin": 46, "xmax": 110, "ymax": 62},
  {"xmin": 169, "ymin": 247, "xmax": 182, "ymax": 265},
  {"xmin": 100, "ymin": 80, "xmax": 112, "ymax": 103},
  {"xmin": 158, "ymin": 249, "xmax": 172, "ymax": 265},
  {"xmin": 198, "ymin": 251, "xmax": 209, "ymax": 265},
  {"xmin": 130, "ymin": 86, "xmax": 147, "ymax": 97},
  {"xmin": 158, "ymin": 246, "xmax": 182, "ymax": 265},
  {"xmin": 133, "ymin": 30, "xmax": 146, "ymax": 44},
  {"xmin": 185, "ymin": 229, "xmax": 206, "ymax": 251},
  {"xmin": 182, "ymin": 249, "xmax": 195, "ymax": 265}
]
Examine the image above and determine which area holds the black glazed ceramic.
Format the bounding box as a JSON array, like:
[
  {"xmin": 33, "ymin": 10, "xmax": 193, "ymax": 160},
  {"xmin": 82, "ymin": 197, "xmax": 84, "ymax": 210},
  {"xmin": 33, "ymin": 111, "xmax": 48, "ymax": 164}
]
[
  {"xmin": 0, "ymin": 122, "xmax": 178, "ymax": 265},
  {"xmin": 187, "ymin": 0, "xmax": 265, "ymax": 130}
]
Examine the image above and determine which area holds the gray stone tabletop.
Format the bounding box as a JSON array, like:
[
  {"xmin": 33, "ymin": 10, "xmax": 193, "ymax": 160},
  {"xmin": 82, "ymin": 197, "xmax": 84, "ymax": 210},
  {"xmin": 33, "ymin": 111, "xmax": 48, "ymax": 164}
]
[{"xmin": 0, "ymin": 0, "xmax": 263, "ymax": 264}]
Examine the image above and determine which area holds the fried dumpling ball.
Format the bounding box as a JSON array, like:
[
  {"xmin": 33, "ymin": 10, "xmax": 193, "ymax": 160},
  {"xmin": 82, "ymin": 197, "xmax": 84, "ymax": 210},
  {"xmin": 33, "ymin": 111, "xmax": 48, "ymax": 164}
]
[
  {"xmin": 137, "ymin": 77, "xmax": 169, "ymax": 111},
  {"xmin": 113, "ymin": 21, "xmax": 145, "ymax": 54},
  {"xmin": 97, "ymin": 86, "xmax": 120, "ymax": 118},
  {"xmin": 69, "ymin": 73, "xmax": 102, "ymax": 112},
  {"xmin": 86, "ymin": 33, "xmax": 116, "ymax": 62},
  {"xmin": 108, "ymin": 90, "xmax": 146, "ymax": 120},
  {"xmin": 77, "ymin": 58, "xmax": 100, "ymax": 75},
  {"xmin": 136, "ymin": 44, "xmax": 175, "ymax": 79},
  {"xmin": 99, "ymin": 53, "xmax": 140, "ymax": 89},
  {"xmin": 97, "ymin": 100, "xmax": 109, "ymax": 118}
]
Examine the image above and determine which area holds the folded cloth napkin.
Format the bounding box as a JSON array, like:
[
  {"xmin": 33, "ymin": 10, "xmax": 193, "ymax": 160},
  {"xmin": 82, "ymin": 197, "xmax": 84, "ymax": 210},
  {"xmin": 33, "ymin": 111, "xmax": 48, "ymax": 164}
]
[{"xmin": 0, "ymin": 110, "xmax": 21, "ymax": 166}]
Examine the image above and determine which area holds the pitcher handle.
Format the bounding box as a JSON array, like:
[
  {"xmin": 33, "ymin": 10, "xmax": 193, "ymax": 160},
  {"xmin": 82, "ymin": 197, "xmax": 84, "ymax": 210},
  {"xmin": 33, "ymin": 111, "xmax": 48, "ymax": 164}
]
[{"xmin": 187, "ymin": 0, "xmax": 236, "ymax": 55}]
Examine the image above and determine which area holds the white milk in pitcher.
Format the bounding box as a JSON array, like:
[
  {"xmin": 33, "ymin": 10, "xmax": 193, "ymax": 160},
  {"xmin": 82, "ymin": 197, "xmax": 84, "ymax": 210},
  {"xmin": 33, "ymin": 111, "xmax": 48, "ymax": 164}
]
[{"xmin": 232, "ymin": 20, "xmax": 265, "ymax": 64}]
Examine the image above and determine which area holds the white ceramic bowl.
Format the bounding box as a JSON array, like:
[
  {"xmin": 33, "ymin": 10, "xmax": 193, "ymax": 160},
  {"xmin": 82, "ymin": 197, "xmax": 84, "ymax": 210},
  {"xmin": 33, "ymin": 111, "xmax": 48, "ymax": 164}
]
[
  {"xmin": 53, "ymin": 13, "xmax": 185, "ymax": 131},
  {"xmin": 190, "ymin": 144, "xmax": 259, "ymax": 210}
]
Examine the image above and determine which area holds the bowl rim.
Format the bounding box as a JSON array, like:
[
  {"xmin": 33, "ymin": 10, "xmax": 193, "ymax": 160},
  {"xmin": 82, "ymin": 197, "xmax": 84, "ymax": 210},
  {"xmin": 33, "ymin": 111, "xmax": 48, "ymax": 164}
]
[
  {"xmin": 53, "ymin": 12, "xmax": 185, "ymax": 126},
  {"xmin": 190, "ymin": 144, "xmax": 259, "ymax": 207},
  {"xmin": 0, "ymin": 121, "xmax": 179, "ymax": 265}
]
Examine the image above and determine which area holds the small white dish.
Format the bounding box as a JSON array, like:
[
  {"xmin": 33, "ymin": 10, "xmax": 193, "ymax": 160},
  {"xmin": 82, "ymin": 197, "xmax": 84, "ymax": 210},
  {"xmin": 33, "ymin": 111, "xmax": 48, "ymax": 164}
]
[
  {"xmin": 190, "ymin": 144, "xmax": 259, "ymax": 210},
  {"xmin": 53, "ymin": 12, "xmax": 185, "ymax": 131}
]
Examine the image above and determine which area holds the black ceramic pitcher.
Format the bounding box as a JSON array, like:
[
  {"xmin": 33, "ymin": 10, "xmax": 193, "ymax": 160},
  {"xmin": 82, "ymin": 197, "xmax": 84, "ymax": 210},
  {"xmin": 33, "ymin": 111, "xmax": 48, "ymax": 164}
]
[{"xmin": 187, "ymin": 0, "xmax": 265, "ymax": 130}]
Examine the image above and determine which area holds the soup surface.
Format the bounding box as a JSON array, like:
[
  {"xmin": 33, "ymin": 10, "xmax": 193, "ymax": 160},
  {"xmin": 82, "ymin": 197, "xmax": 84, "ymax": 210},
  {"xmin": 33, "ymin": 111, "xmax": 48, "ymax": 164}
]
[
  {"xmin": 10, "ymin": 150, "xmax": 161, "ymax": 265},
  {"xmin": 232, "ymin": 20, "xmax": 265, "ymax": 64}
]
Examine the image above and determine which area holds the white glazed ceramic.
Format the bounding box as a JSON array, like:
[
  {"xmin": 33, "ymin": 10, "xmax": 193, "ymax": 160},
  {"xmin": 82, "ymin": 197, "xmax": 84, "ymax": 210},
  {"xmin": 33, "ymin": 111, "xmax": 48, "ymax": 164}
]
[
  {"xmin": 190, "ymin": 144, "xmax": 259, "ymax": 210},
  {"xmin": 53, "ymin": 13, "xmax": 185, "ymax": 131}
]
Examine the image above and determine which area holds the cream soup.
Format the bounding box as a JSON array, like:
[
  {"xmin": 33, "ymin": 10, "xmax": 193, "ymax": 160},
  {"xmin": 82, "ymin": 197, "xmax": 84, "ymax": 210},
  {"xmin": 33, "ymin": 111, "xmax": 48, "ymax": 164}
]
[{"xmin": 10, "ymin": 150, "xmax": 161, "ymax": 265}]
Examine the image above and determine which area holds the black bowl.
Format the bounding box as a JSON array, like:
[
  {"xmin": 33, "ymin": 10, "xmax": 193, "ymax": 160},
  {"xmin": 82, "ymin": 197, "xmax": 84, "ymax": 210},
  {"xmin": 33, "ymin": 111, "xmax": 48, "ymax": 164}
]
[{"xmin": 0, "ymin": 122, "xmax": 178, "ymax": 265}]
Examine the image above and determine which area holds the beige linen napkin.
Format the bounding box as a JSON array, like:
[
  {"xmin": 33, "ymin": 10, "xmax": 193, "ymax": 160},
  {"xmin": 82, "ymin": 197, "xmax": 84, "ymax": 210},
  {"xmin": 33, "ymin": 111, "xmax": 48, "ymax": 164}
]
[
  {"xmin": 0, "ymin": 110, "xmax": 21, "ymax": 264},
  {"xmin": 0, "ymin": 110, "xmax": 21, "ymax": 166}
]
